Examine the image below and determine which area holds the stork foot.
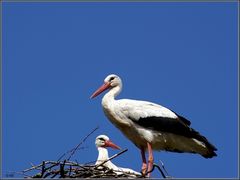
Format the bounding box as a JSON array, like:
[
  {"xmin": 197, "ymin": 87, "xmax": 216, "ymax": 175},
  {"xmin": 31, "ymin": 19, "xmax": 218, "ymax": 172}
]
[
  {"xmin": 146, "ymin": 157, "xmax": 153, "ymax": 177},
  {"xmin": 141, "ymin": 162, "xmax": 147, "ymax": 175}
]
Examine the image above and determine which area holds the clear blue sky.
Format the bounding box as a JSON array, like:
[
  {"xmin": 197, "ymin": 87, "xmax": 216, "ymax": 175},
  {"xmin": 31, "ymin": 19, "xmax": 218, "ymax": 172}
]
[{"xmin": 2, "ymin": 2, "xmax": 238, "ymax": 178}]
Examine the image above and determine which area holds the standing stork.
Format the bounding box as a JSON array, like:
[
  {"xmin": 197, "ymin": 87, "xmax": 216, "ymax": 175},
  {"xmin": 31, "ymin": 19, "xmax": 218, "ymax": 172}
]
[{"xmin": 91, "ymin": 74, "xmax": 217, "ymax": 177}]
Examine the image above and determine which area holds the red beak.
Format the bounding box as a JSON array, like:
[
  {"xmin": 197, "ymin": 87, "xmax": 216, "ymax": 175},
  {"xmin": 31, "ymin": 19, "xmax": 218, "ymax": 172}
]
[
  {"xmin": 104, "ymin": 140, "xmax": 121, "ymax": 150},
  {"xmin": 90, "ymin": 82, "xmax": 111, "ymax": 99}
]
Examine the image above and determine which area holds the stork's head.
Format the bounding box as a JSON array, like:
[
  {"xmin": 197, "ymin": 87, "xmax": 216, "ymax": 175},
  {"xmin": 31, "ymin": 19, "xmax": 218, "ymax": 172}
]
[
  {"xmin": 104, "ymin": 74, "xmax": 122, "ymax": 88},
  {"xmin": 95, "ymin": 135, "xmax": 121, "ymax": 149},
  {"xmin": 90, "ymin": 74, "xmax": 122, "ymax": 99}
]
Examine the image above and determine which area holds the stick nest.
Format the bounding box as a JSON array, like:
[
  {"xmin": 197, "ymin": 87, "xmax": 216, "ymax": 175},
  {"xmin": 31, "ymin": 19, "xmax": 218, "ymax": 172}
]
[{"xmin": 22, "ymin": 160, "xmax": 143, "ymax": 178}]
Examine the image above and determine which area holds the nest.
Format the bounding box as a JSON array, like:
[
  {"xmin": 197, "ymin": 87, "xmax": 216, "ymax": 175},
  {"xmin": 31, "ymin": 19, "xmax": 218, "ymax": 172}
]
[
  {"xmin": 21, "ymin": 159, "xmax": 143, "ymax": 178},
  {"xmin": 20, "ymin": 147, "xmax": 144, "ymax": 178},
  {"xmin": 20, "ymin": 156, "xmax": 170, "ymax": 178}
]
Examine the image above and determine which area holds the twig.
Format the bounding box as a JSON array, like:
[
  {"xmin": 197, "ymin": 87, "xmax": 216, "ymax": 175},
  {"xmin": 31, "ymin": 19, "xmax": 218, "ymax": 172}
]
[
  {"xmin": 30, "ymin": 162, "xmax": 35, "ymax": 167},
  {"xmin": 67, "ymin": 126, "xmax": 99, "ymax": 161},
  {"xmin": 23, "ymin": 164, "xmax": 42, "ymax": 173},
  {"xmin": 160, "ymin": 159, "xmax": 171, "ymax": 178},
  {"xmin": 95, "ymin": 148, "xmax": 128, "ymax": 169},
  {"xmin": 69, "ymin": 165, "xmax": 72, "ymax": 176},
  {"xmin": 50, "ymin": 170, "xmax": 60, "ymax": 178},
  {"xmin": 148, "ymin": 163, "xmax": 166, "ymax": 178},
  {"xmin": 146, "ymin": 161, "xmax": 172, "ymax": 179},
  {"xmin": 40, "ymin": 161, "xmax": 46, "ymax": 177},
  {"xmin": 60, "ymin": 160, "xmax": 66, "ymax": 178},
  {"xmin": 57, "ymin": 126, "xmax": 99, "ymax": 162}
]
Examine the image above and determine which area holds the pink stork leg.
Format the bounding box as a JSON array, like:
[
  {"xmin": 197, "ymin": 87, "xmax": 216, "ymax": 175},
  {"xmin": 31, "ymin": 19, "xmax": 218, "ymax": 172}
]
[
  {"xmin": 140, "ymin": 147, "xmax": 147, "ymax": 175},
  {"xmin": 147, "ymin": 142, "xmax": 154, "ymax": 177}
]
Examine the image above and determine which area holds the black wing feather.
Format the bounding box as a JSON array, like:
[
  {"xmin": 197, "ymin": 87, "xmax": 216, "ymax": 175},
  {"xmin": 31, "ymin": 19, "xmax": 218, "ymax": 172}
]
[
  {"xmin": 135, "ymin": 116, "xmax": 192, "ymax": 137},
  {"xmin": 170, "ymin": 109, "xmax": 191, "ymax": 126},
  {"xmin": 133, "ymin": 116, "xmax": 217, "ymax": 152}
]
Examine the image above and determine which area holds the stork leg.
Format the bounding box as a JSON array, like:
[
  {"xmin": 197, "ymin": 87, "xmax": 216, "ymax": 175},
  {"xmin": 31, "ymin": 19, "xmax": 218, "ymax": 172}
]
[
  {"xmin": 147, "ymin": 142, "xmax": 154, "ymax": 177},
  {"xmin": 140, "ymin": 147, "xmax": 147, "ymax": 175}
]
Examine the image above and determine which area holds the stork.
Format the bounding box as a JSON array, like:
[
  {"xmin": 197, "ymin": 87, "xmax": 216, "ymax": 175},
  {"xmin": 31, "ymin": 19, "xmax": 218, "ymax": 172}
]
[
  {"xmin": 91, "ymin": 74, "xmax": 217, "ymax": 177},
  {"xmin": 95, "ymin": 134, "xmax": 141, "ymax": 177}
]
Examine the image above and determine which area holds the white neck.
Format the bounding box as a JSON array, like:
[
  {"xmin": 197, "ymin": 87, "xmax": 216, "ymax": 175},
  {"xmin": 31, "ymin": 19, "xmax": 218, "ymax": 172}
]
[
  {"xmin": 95, "ymin": 147, "xmax": 118, "ymax": 170},
  {"xmin": 102, "ymin": 85, "xmax": 122, "ymax": 107},
  {"xmin": 96, "ymin": 147, "xmax": 109, "ymax": 163}
]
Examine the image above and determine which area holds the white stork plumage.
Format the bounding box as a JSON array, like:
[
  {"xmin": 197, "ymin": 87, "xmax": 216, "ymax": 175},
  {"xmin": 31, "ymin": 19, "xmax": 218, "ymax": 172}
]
[
  {"xmin": 95, "ymin": 135, "xmax": 141, "ymax": 177},
  {"xmin": 91, "ymin": 74, "xmax": 217, "ymax": 176}
]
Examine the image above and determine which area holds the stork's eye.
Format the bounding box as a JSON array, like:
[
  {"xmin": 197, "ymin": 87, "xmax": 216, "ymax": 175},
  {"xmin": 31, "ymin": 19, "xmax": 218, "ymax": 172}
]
[
  {"xmin": 98, "ymin": 138, "xmax": 105, "ymax": 141},
  {"xmin": 109, "ymin": 77, "xmax": 115, "ymax": 81}
]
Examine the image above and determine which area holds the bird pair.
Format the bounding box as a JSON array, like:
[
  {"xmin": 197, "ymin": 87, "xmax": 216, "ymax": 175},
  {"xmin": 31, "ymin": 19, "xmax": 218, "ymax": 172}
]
[{"xmin": 91, "ymin": 74, "xmax": 217, "ymax": 177}]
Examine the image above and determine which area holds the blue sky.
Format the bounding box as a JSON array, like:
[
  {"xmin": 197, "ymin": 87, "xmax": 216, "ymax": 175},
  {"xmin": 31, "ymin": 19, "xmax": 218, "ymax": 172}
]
[{"xmin": 2, "ymin": 2, "xmax": 238, "ymax": 178}]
